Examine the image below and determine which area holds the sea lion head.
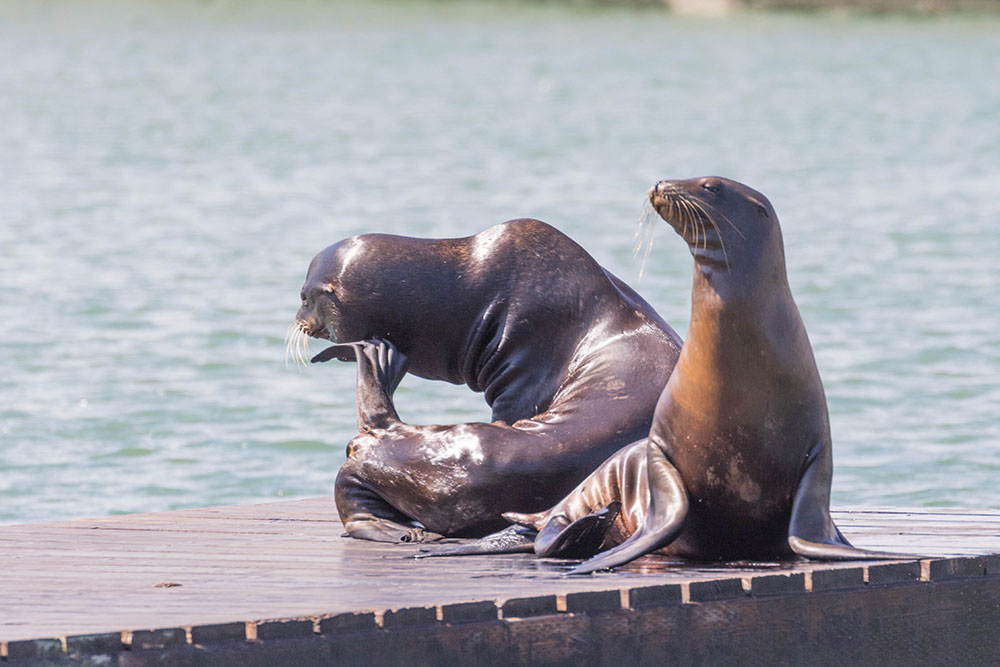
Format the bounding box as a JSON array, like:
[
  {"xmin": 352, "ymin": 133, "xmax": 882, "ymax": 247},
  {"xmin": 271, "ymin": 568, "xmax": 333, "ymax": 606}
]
[
  {"xmin": 648, "ymin": 177, "xmax": 784, "ymax": 282},
  {"xmin": 288, "ymin": 234, "xmax": 471, "ymax": 381},
  {"xmin": 294, "ymin": 237, "xmax": 361, "ymax": 345}
]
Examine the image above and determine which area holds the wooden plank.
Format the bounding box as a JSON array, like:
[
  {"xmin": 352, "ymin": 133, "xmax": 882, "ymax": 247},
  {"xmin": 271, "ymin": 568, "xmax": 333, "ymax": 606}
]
[{"xmin": 2, "ymin": 498, "xmax": 998, "ymax": 645}]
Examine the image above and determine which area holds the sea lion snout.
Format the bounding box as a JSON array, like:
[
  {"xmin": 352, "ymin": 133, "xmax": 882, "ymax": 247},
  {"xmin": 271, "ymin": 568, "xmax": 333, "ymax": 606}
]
[
  {"xmin": 295, "ymin": 316, "xmax": 329, "ymax": 340},
  {"xmin": 651, "ymin": 179, "xmax": 678, "ymax": 199}
]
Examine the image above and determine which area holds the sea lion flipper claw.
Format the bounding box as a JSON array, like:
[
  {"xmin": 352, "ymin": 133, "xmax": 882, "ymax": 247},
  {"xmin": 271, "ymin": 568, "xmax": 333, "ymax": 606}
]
[{"xmin": 567, "ymin": 440, "xmax": 687, "ymax": 575}]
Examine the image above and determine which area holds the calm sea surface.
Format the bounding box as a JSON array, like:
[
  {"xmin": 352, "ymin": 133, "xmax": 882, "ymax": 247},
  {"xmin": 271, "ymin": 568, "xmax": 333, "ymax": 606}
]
[{"xmin": 1, "ymin": 0, "xmax": 998, "ymax": 524}]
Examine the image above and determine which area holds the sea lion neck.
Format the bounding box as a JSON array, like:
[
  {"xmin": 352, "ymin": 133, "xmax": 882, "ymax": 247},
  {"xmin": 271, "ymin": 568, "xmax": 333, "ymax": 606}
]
[
  {"xmin": 672, "ymin": 261, "xmax": 792, "ymax": 399},
  {"xmin": 688, "ymin": 218, "xmax": 788, "ymax": 303}
]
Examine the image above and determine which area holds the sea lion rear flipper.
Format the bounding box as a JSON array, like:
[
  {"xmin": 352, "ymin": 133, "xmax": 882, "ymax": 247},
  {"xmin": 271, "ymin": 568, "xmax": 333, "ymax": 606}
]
[
  {"xmin": 568, "ymin": 439, "xmax": 688, "ymax": 575},
  {"xmin": 345, "ymin": 518, "xmax": 444, "ymax": 544},
  {"xmin": 533, "ymin": 502, "xmax": 622, "ymax": 560},
  {"xmin": 788, "ymin": 442, "xmax": 905, "ymax": 560},
  {"xmin": 336, "ymin": 464, "xmax": 444, "ymax": 544},
  {"xmin": 413, "ymin": 524, "xmax": 538, "ymax": 558}
]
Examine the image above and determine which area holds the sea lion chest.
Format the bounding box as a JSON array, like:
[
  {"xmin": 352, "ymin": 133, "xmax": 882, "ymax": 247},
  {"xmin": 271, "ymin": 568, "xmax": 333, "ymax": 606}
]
[{"xmin": 653, "ymin": 299, "xmax": 827, "ymax": 559}]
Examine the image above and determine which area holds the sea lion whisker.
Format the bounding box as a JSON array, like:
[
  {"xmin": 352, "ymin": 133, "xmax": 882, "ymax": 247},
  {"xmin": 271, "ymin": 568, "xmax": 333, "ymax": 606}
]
[
  {"xmin": 685, "ymin": 199, "xmax": 703, "ymax": 246},
  {"xmin": 666, "ymin": 196, "xmax": 688, "ymax": 239},
  {"xmin": 632, "ymin": 219, "xmax": 645, "ymax": 258},
  {"xmin": 639, "ymin": 222, "xmax": 656, "ymax": 279},
  {"xmin": 676, "ymin": 198, "xmax": 700, "ymax": 247},
  {"xmin": 298, "ymin": 327, "xmax": 310, "ymax": 368},
  {"xmin": 293, "ymin": 326, "xmax": 306, "ymax": 369},
  {"xmin": 284, "ymin": 323, "xmax": 297, "ymax": 368},
  {"xmin": 633, "ymin": 218, "xmax": 649, "ymax": 261},
  {"xmin": 678, "ymin": 199, "xmax": 697, "ymax": 243},
  {"xmin": 693, "ymin": 203, "xmax": 708, "ymax": 252},
  {"xmin": 636, "ymin": 199, "xmax": 661, "ymax": 278},
  {"xmin": 701, "ymin": 205, "xmax": 731, "ymax": 269},
  {"xmin": 290, "ymin": 325, "xmax": 305, "ymax": 369},
  {"xmin": 683, "ymin": 198, "xmax": 714, "ymax": 257},
  {"xmin": 634, "ymin": 209, "xmax": 649, "ymax": 257},
  {"xmin": 634, "ymin": 199, "xmax": 658, "ymax": 259},
  {"xmin": 693, "ymin": 201, "xmax": 712, "ymax": 252}
]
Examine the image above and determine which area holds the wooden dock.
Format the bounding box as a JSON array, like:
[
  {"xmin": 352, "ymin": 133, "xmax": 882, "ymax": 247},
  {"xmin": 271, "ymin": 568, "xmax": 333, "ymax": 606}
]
[{"xmin": 2, "ymin": 498, "xmax": 999, "ymax": 665}]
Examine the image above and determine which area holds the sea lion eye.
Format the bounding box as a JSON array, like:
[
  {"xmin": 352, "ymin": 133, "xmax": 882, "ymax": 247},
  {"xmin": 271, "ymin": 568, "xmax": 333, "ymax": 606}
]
[
  {"xmin": 756, "ymin": 204, "xmax": 769, "ymax": 218},
  {"xmin": 300, "ymin": 291, "xmax": 307, "ymax": 304},
  {"xmin": 701, "ymin": 181, "xmax": 721, "ymax": 194}
]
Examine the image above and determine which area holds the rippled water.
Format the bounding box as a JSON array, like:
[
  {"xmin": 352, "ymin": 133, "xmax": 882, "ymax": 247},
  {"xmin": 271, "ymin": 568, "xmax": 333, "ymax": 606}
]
[{"xmin": 1, "ymin": 0, "xmax": 998, "ymax": 524}]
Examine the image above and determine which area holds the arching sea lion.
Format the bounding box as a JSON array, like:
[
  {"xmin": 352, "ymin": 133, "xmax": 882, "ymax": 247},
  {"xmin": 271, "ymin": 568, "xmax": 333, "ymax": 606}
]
[
  {"xmin": 292, "ymin": 219, "xmax": 682, "ymax": 542},
  {"xmin": 425, "ymin": 177, "xmax": 900, "ymax": 571}
]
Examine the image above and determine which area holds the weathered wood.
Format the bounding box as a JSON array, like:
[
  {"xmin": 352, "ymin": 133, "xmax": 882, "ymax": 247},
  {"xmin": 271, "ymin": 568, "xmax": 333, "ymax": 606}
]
[{"xmin": 1, "ymin": 498, "xmax": 999, "ymax": 664}]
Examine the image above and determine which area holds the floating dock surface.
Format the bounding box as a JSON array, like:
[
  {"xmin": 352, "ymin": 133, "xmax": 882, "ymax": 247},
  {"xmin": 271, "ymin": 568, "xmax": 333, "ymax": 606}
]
[{"xmin": 2, "ymin": 498, "xmax": 999, "ymax": 665}]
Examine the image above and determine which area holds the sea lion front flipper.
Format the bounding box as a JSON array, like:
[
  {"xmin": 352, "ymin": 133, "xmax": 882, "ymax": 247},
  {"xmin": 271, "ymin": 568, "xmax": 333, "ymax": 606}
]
[
  {"xmin": 533, "ymin": 502, "xmax": 622, "ymax": 560},
  {"xmin": 788, "ymin": 441, "xmax": 905, "ymax": 560},
  {"xmin": 568, "ymin": 439, "xmax": 688, "ymax": 575},
  {"xmin": 311, "ymin": 342, "xmax": 362, "ymax": 363},
  {"xmin": 316, "ymin": 340, "xmax": 410, "ymax": 432},
  {"xmin": 312, "ymin": 339, "xmax": 410, "ymax": 394},
  {"xmin": 412, "ymin": 525, "xmax": 538, "ymax": 558}
]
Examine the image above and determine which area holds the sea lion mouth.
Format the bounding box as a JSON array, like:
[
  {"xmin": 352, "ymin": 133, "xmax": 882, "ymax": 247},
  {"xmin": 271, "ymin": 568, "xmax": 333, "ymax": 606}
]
[
  {"xmin": 285, "ymin": 320, "xmax": 332, "ymax": 368},
  {"xmin": 649, "ymin": 181, "xmax": 708, "ymax": 239},
  {"xmin": 633, "ymin": 182, "xmax": 699, "ymax": 276}
]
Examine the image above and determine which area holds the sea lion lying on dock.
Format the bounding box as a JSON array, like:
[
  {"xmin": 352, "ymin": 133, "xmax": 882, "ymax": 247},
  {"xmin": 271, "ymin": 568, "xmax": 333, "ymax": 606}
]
[{"xmin": 291, "ymin": 219, "xmax": 682, "ymax": 542}]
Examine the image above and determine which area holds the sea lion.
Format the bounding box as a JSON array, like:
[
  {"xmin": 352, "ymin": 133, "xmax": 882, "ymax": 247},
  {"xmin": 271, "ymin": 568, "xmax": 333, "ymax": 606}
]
[
  {"xmin": 291, "ymin": 219, "xmax": 682, "ymax": 542},
  {"xmin": 427, "ymin": 177, "xmax": 901, "ymax": 571}
]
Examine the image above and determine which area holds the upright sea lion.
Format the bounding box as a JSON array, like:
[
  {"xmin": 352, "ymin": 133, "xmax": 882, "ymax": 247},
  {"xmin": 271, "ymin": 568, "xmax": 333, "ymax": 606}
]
[
  {"xmin": 292, "ymin": 219, "xmax": 682, "ymax": 542},
  {"xmin": 429, "ymin": 177, "xmax": 900, "ymax": 571}
]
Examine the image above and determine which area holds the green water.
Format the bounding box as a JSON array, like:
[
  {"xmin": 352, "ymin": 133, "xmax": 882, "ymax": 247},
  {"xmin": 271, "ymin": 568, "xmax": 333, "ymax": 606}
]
[{"xmin": 1, "ymin": 0, "xmax": 998, "ymax": 523}]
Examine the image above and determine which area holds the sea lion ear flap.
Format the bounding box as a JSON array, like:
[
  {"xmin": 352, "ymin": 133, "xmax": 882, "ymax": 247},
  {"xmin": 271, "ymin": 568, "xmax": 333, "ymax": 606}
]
[{"xmin": 311, "ymin": 344, "xmax": 358, "ymax": 364}]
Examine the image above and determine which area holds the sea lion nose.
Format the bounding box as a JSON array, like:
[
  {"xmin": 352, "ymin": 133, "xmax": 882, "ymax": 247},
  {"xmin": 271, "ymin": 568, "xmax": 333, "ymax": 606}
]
[{"xmin": 654, "ymin": 180, "xmax": 676, "ymax": 196}]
